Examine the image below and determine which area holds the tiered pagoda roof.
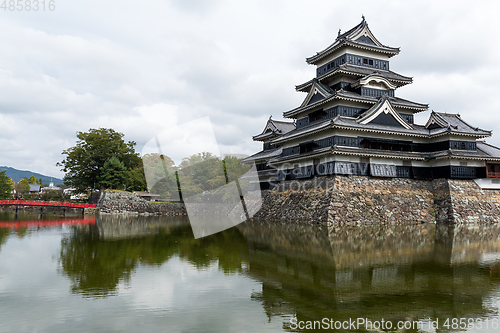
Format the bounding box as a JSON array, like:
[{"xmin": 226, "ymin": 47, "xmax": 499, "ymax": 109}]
[
  {"xmin": 284, "ymin": 88, "xmax": 428, "ymax": 118},
  {"xmin": 243, "ymin": 17, "xmax": 500, "ymax": 184},
  {"xmin": 306, "ymin": 16, "xmax": 400, "ymax": 65},
  {"xmin": 271, "ymin": 111, "xmax": 491, "ymax": 145},
  {"xmin": 296, "ymin": 64, "xmax": 413, "ymax": 92}
]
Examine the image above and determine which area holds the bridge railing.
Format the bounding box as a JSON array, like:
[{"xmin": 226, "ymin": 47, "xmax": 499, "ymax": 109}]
[{"xmin": 0, "ymin": 200, "xmax": 97, "ymax": 208}]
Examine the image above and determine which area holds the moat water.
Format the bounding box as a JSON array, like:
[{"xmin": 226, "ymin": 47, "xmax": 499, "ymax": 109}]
[{"xmin": 2, "ymin": 212, "xmax": 500, "ymax": 332}]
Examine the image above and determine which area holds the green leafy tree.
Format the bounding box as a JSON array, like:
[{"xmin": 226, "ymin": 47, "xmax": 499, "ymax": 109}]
[
  {"xmin": 142, "ymin": 153, "xmax": 178, "ymax": 199},
  {"xmin": 57, "ymin": 128, "xmax": 142, "ymax": 192},
  {"xmin": 99, "ymin": 157, "xmax": 127, "ymax": 190},
  {"xmin": 27, "ymin": 175, "xmax": 42, "ymax": 185},
  {"xmin": 41, "ymin": 190, "xmax": 64, "ymax": 201},
  {"xmin": 177, "ymin": 153, "xmax": 250, "ymax": 200},
  {"xmin": 124, "ymin": 165, "xmax": 148, "ymax": 192},
  {"xmin": 15, "ymin": 178, "xmax": 30, "ymax": 198},
  {"xmin": 0, "ymin": 170, "xmax": 13, "ymax": 199},
  {"xmin": 178, "ymin": 152, "xmax": 225, "ymax": 197}
]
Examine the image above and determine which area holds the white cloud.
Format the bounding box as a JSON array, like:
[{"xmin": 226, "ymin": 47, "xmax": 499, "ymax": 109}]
[{"xmin": 1, "ymin": 0, "xmax": 500, "ymax": 178}]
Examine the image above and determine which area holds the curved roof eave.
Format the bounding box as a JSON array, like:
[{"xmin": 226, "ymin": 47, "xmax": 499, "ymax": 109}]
[{"xmin": 306, "ymin": 40, "xmax": 400, "ymax": 65}]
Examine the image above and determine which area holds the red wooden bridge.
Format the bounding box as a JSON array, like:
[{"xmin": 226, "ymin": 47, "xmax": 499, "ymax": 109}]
[{"xmin": 0, "ymin": 200, "xmax": 96, "ymax": 208}]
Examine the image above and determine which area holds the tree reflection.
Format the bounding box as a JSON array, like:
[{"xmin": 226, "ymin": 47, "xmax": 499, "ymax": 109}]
[
  {"xmin": 0, "ymin": 228, "xmax": 9, "ymax": 252},
  {"xmin": 58, "ymin": 216, "xmax": 500, "ymax": 331},
  {"xmin": 58, "ymin": 218, "xmax": 249, "ymax": 297},
  {"xmin": 178, "ymin": 227, "xmax": 249, "ymax": 273}
]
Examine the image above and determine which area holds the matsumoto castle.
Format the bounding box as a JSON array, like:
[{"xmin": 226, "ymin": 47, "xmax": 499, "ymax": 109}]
[{"xmin": 243, "ymin": 17, "xmax": 500, "ymax": 189}]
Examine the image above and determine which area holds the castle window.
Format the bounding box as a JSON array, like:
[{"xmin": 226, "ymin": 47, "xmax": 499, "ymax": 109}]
[
  {"xmin": 363, "ymin": 58, "xmax": 368, "ymax": 64},
  {"xmin": 309, "ymin": 110, "xmax": 324, "ymax": 122},
  {"xmin": 369, "ymin": 59, "xmax": 373, "ymax": 65}
]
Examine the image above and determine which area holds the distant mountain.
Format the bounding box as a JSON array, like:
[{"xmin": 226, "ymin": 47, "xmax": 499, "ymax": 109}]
[{"xmin": 0, "ymin": 166, "xmax": 64, "ymax": 185}]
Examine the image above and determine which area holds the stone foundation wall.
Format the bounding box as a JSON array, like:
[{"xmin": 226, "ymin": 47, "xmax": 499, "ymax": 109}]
[
  {"xmin": 253, "ymin": 175, "xmax": 500, "ymax": 224},
  {"xmin": 100, "ymin": 190, "xmax": 186, "ymax": 216},
  {"xmin": 98, "ymin": 177, "xmax": 500, "ymax": 224},
  {"xmin": 447, "ymin": 179, "xmax": 500, "ymax": 223},
  {"xmin": 328, "ymin": 176, "xmax": 435, "ymax": 224}
]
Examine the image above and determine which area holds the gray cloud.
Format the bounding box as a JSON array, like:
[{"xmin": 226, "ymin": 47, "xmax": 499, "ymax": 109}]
[{"xmin": 1, "ymin": 0, "xmax": 500, "ymax": 178}]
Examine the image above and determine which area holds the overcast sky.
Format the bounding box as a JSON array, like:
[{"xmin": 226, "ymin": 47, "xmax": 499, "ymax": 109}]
[{"xmin": 1, "ymin": 0, "xmax": 500, "ymax": 178}]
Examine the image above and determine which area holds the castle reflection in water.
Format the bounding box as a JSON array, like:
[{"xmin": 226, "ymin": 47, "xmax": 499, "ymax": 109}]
[{"xmin": 52, "ymin": 215, "xmax": 500, "ymax": 330}]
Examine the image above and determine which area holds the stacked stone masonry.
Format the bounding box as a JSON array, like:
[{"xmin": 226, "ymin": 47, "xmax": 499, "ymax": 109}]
[
  {"xmin": 99, "ymin": 177, "xmax": 500, "ymax": 225},
  {"xmin": 99, "ymin": 190, "xmax": 186, "ymax": 216},
  {"xmin": 252, "ymin": 176, "xmax": 500, "ymax": 224}
]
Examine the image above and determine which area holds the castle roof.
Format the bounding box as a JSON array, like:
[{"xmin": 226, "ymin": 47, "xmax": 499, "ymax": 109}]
[
  {"xmin": 252, "ymin": 117, "xmax": 295, "ymax": 141},
  {"xmin": 477, "ymin": 141, "xmax": 500, "ymax": 158},
  {"xmin": 240, "ymin": 147, "xmax": 283, "ymax": 163},
  {"xmin": 306, "ymin": 17, "xmax": 400, "ymax": 65},
  {"xmin": 425, "ymin": 112, "xmax": 491, "ymax": 136},
  {"xmin": 268, "ymin": 143, "xmax": 500, "ymax": 165},
  {"xmin": 296, "ymin": 64, "xmax": 413, "ymax": 92},
  {"xmin": 271, "ymin": 111, "xmax": 491, "ymax": 145},
  {"xmin": 356, "ymin": 96, "xmax": 413, "ymax": 130},
  {"xmin": 284, "ymin": 89, "xmax": 428, "ymax": 118}
]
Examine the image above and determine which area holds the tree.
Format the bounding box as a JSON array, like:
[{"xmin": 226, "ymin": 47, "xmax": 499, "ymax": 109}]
[
  {"xmin": 124, "ymin": 165, "xmax": 148, "ymax": 192},
  {"xmin": 142, "ymin": 153, "xmax": 177, "ymax": 199},
  {"xmin": 0, "ymin": 170, "xmax": 13, "ymax": 199},
  {"xmin": 99, "ymin": 157, "xmax": 127, "ymax": 190},
  {"xmin": 15, "ymin": 178, "xmax": 30, "ymax": 198},
  {"xmin": 27, "ymin": 176, "xmax": 42, "ymax": 185},
  {"xmin": 57, "ymin": 128, "xmax": 142, "ymax": 192},
  {"xmin": 176, "ymin": 153, "xmax": 250, "ymax": 200}
]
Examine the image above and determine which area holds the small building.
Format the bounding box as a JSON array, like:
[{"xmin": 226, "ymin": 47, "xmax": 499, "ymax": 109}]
[
  {"xmin": 134, "ymin": 191, "xmax": 162, "ymax": 201},
  {"xmin": 243, "ymin": 17, "xmax": 500, "ymax": 189},
  {"xmin": 29, "ymin": 184, "xmax": 41, "ymax": 194},
  {"xmin": 41, "ymin": 181, "xmax": 61, "ymax": 192}
]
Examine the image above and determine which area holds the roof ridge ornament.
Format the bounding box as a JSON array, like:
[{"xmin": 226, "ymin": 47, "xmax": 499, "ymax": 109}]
[
  {"xmin": 338, "ymin": 29, "xmax": 341, "ymax": 37},
  {"xmin": 362, "ymin": 14, "xmax": 365, "ymax": 22}
]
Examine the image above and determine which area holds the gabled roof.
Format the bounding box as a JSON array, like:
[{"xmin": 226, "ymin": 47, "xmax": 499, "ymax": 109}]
[
  {"xmin": 240, "ymin": 147, "xmax": 283, "ymax": 163},
  {"xmin": 252, "ymin": 117, "xmax": 295, "ymax": 141},
  {"xmin": 284, "ymin": 89, "xmax": 428, "ymax": 118},
  {"xmin": 296, "ymin": 64, "xmax": 412, "ymax": 92},
  {"xmin": 425, "ymin": 111, "xmax": 491, "ymax": 136},
  {"xmin": 299, "ymin": 79, "xmax": 333, "ymax": 107},
  {"xmin": 306, "ymin": 17, "xmax": 400, "ymax": 65},
  {"xmin": 272, "ymin": 111, "xmax": 491, "ymax": 145},
  {"xmin": 477, "ymin": 141, "xmax": 500, "ymax": 158},
  {"xmin": 357, "ymin": 96, "xmax": 413, "ymax": 130},
  {"xmin": 29, "ymin": 184, "xmax": 40, "ymax": 192},
  {"xmin": 268, "ymin": 143, "xmax": 500, "ymax": 165},
  {"xmin": 351, "ymin": 74, "xmax": 397, "ymax": 90}
]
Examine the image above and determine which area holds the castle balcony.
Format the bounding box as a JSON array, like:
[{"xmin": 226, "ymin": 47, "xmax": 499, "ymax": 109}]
[
  {"xmin": 487, "ymin": 171, "xmax": 500, "ymax": 178},
  {"xmin": 486, "ymin": 163, "xmax": 500, "ymax": 178}
]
